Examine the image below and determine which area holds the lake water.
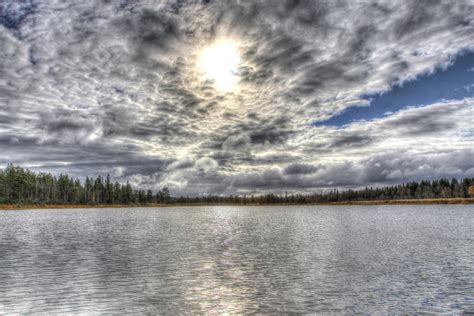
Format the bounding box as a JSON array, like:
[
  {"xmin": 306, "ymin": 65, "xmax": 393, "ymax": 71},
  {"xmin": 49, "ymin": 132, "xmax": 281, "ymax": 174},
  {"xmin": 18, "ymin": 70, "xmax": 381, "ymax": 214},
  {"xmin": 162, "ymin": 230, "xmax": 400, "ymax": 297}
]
[{"xmin": 0, "ymin": 205, "xmax": 473, "ymax": 314}]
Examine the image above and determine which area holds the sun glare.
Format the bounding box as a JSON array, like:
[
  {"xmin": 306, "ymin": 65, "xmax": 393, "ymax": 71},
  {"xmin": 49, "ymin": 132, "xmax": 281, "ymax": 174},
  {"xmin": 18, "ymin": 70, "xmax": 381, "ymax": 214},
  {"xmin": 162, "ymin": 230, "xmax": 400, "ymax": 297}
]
[{"xmin": 198, "ymin": 40, "xmax": 240, "ymax": 92}]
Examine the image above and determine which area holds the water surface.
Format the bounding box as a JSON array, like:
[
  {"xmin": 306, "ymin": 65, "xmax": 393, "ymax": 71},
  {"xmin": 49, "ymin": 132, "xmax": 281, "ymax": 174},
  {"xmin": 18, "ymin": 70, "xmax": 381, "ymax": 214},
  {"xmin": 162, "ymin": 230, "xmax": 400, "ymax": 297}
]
[{"xmin": 0, "ymin": 205, "xmax": 473, "ymax": 314}]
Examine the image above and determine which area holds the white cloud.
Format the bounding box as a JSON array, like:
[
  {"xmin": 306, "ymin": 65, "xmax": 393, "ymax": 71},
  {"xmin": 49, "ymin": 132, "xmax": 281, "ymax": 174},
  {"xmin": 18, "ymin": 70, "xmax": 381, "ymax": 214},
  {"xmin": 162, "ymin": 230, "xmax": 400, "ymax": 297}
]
[{"xmin": 1, "ymin": 0, "xmax": 473, "ymax": 195}]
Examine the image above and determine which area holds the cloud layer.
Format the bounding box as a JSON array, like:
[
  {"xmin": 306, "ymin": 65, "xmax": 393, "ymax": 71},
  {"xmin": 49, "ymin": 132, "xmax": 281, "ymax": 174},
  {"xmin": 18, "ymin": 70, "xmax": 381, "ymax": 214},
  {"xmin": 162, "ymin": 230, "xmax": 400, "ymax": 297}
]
[{"xmin": 1, "ymin": 0, "xmax": 473, "ymax": 195}]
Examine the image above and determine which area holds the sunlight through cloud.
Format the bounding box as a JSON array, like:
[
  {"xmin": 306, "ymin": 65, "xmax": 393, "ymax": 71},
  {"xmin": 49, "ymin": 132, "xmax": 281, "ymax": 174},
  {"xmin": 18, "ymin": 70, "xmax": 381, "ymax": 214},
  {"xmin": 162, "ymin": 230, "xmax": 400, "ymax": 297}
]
[{"xmin": 198, "ymin": 40, "xmax": 240, "ymax": 92}]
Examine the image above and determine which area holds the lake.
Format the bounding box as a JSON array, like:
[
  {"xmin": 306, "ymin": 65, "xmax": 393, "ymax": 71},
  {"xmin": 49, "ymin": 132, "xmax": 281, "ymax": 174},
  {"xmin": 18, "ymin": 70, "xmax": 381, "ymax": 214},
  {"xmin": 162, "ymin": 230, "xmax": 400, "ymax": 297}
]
[{"xmin": 0, "ymin": 205, "xmax": 473, "ymax": 314}]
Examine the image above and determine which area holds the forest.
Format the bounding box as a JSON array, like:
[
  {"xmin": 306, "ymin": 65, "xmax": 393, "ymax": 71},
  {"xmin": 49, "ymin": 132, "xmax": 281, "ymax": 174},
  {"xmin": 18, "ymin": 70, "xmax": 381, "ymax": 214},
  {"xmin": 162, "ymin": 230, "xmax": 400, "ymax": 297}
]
[{"xmin": 0, "ymin": 164, "xmax": 473, "ymax": 205}]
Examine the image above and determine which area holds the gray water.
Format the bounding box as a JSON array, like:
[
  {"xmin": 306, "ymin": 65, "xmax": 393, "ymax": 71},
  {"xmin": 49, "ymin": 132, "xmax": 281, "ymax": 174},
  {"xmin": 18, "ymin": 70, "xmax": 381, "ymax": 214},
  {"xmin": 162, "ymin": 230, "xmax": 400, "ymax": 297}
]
[{"xmin": 0, "ymin": 205, "xmax": 473, "ymax": 314}]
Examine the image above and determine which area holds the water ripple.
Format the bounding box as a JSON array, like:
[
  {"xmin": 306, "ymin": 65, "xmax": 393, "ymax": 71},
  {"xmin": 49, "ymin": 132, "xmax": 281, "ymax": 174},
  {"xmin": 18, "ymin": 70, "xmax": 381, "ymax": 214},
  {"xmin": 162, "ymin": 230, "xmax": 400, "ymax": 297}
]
[{"xmin": 0, "ymin": 205, "xmax": 473, "ymax": 314}]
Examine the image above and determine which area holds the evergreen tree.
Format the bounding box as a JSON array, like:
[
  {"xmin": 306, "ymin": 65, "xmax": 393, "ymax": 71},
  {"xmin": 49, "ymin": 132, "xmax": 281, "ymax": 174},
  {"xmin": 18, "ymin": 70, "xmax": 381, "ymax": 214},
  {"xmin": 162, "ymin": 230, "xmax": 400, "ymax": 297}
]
[{"xmin": 1, "ymin": 164, "xmax": 473, "ymax": 206}]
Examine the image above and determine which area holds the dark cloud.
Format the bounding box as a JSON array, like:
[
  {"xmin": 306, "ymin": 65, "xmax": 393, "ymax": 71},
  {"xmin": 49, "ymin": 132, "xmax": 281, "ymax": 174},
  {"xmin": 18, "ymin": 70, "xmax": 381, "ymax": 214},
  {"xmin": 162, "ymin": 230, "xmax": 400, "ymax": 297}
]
[
  {"xmin": 120, "ymin": 9, "xmax": 182, "ymax": 57},
  {"xmin": 0, "ymin": 0, "xmax": 473, "ymax": 195},
  {"xmin": 283, "ymin": 163, "xmax": 319, "ymax": 175},
  {"xmin": 329, "ymin": 135, "xmax": 374, "ymax": 149},
  {"xmin": 231, "ymin": 148, "xmax": 474, "ymax": 193},
  {"xmin": 382, "ymin": 103, "xmax": 460, "ymax": 136},
  {"xmin": 0, "ymin": 1, "xmax": 37, "ymax": 32},
  {"xmin": 222, "ymin": 133, "xmax": 251, "ymax": 152},
  {"xmin": 0, "ymin": 137, "xmax": 169, "ymax": 181}
]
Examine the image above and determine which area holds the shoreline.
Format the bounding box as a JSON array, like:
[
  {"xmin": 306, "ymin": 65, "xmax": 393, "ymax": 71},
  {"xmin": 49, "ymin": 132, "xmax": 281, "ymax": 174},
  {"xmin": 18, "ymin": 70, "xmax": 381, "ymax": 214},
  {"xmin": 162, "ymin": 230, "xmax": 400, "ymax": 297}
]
[{"xmin": 1, "ymin": 198, "xmax": 473, "ymax": 210}]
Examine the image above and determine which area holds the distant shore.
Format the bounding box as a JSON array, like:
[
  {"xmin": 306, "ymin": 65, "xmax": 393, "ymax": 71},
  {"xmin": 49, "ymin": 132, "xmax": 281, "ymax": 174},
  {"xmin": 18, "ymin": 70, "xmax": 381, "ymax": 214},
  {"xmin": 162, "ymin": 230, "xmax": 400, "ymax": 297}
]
[{"xmin": 1, "ymin": 198, "xmax": 473, "ymax": 210}]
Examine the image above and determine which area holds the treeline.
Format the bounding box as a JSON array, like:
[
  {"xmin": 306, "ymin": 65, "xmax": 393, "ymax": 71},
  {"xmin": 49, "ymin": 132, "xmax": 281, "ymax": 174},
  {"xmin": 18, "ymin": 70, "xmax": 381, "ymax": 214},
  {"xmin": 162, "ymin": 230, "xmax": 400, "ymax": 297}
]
[
  {"xmin": 0, "ymin": 164, "xmax": 170, "ymax": 205},
  {"xmin": 177, "ymin": 178, "xmax": 474, "ymax": 204},
  {"xmin": 0, "ymin": 164, "xmax": 473, "ymax": 205}
]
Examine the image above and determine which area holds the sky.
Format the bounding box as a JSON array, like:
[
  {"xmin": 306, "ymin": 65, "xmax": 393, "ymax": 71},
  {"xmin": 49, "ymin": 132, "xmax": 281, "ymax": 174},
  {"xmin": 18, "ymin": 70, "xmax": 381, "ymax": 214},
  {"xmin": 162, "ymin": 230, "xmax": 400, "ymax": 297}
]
[{"xmin": 0, "ymin": 0, "xmax": 473, "ymax": 196}]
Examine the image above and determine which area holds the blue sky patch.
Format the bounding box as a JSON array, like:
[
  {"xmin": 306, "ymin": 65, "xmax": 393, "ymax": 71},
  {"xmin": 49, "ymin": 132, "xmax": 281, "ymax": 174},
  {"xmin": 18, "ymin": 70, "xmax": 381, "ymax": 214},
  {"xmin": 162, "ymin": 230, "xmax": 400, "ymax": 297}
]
[
  {"xmin": 0, "ymin": 2, "xmax": 36, "ymax": 31},
  {"xmin": 315, "ymin": 51, "xmax": 474, "ymax": 127}
]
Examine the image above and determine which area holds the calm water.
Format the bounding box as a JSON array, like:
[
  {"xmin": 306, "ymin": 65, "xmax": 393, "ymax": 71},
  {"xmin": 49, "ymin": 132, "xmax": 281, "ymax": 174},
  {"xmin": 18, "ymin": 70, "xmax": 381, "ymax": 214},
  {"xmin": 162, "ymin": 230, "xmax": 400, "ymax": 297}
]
[{"xmin": 0, "ymin": 205, "xmax": 473, "ymax": 314}]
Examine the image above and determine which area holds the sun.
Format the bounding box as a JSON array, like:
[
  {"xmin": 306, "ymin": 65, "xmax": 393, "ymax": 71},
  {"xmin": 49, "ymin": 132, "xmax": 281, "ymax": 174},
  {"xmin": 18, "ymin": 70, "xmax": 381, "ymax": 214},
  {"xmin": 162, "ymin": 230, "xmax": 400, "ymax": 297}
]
[{"xmin": 198, "ymin": 40, "xmax": 240, "ymax": 92}]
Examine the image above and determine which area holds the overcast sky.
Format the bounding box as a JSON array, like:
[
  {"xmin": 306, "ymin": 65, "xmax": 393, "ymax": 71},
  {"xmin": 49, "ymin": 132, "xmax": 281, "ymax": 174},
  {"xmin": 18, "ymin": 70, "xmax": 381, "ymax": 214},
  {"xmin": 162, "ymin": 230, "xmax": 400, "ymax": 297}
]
[{"xmin": 1, "ymin": 0, "xmax": 473, "ymax": 196}]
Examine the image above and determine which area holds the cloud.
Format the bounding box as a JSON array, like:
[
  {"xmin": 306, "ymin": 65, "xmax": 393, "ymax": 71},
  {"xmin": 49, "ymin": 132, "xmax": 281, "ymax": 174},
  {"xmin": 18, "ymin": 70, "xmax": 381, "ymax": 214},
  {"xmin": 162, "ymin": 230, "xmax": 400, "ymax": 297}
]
[
  {"xmin": 222, "ymin": 132, "xmax": 251, "ymax": 152},
  {"xmin": 149, "ymin": 157, "xmax": 230, "ymax": 196},
  {"xmin": 0, "ymin": 0, "xmax": 473, "ymax": 195},
  {"xmin": 283, "ymin": 163, "xmax": 319, "ymax": 175},
  {"xmin": 230, "ymin": 148, "xmax": 474, "ymax": 193}
]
